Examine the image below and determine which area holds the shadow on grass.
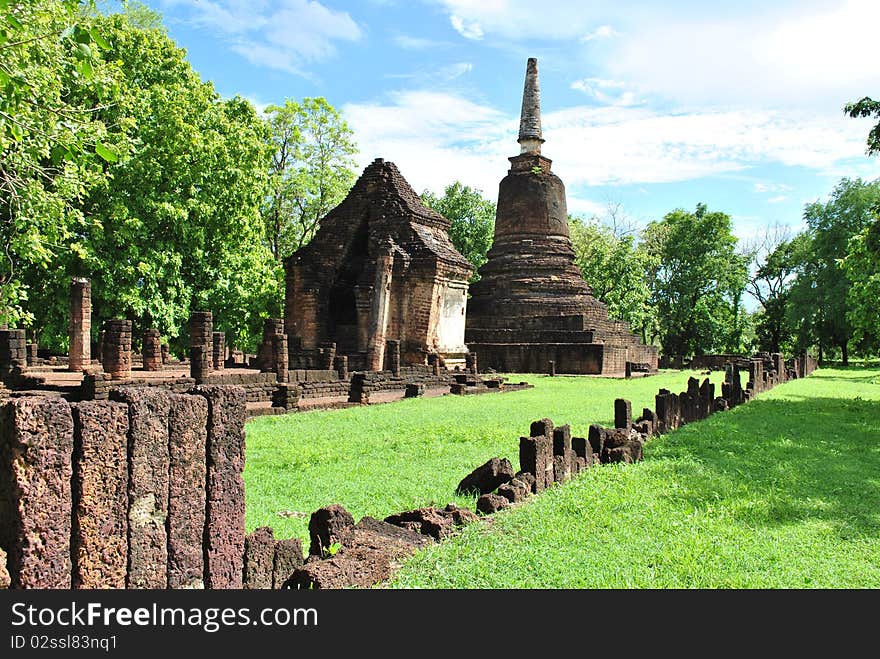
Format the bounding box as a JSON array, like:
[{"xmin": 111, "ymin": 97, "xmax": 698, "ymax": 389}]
[
  {"xmin": 806, "ymin": 371, "xmax": 880, "ymax": 384},
  {"xmin": 649, "ymin": 396, "xmax": 880, "ymax": 538}
]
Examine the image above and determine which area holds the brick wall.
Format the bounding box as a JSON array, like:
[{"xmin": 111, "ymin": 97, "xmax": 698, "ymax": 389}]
[
  {"xmin": 466, "ymin": 342, "xmax": 608, "ymax": 374},
  {"xmin": 0, "ymin": 385, "xmax": 246, "ymax": 589}
]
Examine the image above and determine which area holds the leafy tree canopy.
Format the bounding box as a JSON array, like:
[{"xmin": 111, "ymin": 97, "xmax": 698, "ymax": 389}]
[
  {"xmin": 842, "ymin": 216, "xmax": 880, "ymax": 354},
  {"xmin": 263, "ymin": 97, "xmax": 358, "ymax": 261},
  {"xmin": 569, "ymin": 216, "xmax": 657, "ymax": 344},
  {"xmin": 788, "ymin": 177, "xmax": 880, "ymax": 364},
  {"xmin": 0, "ymin": 0, "xmax": 118, "ymax": 328},
  {"xmin": 422, "ymin": 182, "xmax": 495, "ymax": 282},
  {"xmin": 642, "ymin": 203, "xmax": 749, "ymax": 357},
  {"xmin": 845, "ymin": 96, "xmax": 880, "ymax": 156},
  {"xmin": 13, "ymin": 6, "xmax": 278, "ymax": 352}
]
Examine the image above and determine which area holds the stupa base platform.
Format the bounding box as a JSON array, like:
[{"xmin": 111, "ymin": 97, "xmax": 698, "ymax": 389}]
[{"xmin": 467, "ymin": 342, "xmax": 627, "ymax": 376}]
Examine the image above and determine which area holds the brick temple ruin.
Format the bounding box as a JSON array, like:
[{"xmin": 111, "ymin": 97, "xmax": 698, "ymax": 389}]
[
  {"xmin": 0, "ymin": 271, "xmax": 528, "ymax": 421},
  {"xmin": 0, "ymin": 345, "xmax": 817, "ymax": 590},
  {"xmin": 283, "ymin": 158, "xmax": 474, "ymax": 372},
  {"xmin": 465, "ymin": 59, "xmax": 658, "ymax": 376}
]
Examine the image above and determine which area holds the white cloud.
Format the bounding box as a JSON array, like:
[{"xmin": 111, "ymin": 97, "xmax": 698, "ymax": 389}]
[
  {"xmin": 571, "ymin": 78, "xmax": 641, "ymax": 107},
  {"xmin": 343, "ymin": 91, "xmax": 510, "ymax": 196},
  {"xmin": 567, "ymin": 196, "xmax": 608, "ymax": 218},
  {"xmin": 243, "ymin": 95, "xmax": 271, "ymax": 115},
  {"xmin": 381, "ymin": 62, "xmax": 475, "ymax": 86},
  {"xmin": 438, "ymin": 62, "xmax": 473, "ymax": 80},
  {"xmin": 548, "ymin": 106, "xmax": 878, "ymax": 187},
  {"xmin": 754, "ymin": 182, "xmax": 792, "ymax": 194},
  {"xmin": 450, "ymin": 14, "xmax": 484, "ymax": 39},
  {"xmin": 607, "ymin": 0, "xmax": 880, "ymax": 108},
  {"xmin": 767, "ymin": 195, "xmax": 788, "ymax": 204},
  {"xmin": 432, "ymin": 1, "xmax": 880, "ymax": 108},
  {"xmin": 580, "ymin": 25, "xmax": 619, "ymax": 42},
  {"xmin": 437, "ymin": 0, "xmax": 620, "ymax": 41},
  {"xmin": 163, "ymin": 0, "xmax": 362, "ymax": 75},
  {"xmin": 344, "ymin": 90, "xmax": 880, "ymax": 199},
  {"xmin": 392, "ymin": 34, "xmax": 447, "ymax": 50}
]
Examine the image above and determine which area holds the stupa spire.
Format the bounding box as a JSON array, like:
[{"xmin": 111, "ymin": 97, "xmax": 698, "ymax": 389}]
[{"xmin": 517, "ymin": 57, "xmax": 544, "ymax": 155}]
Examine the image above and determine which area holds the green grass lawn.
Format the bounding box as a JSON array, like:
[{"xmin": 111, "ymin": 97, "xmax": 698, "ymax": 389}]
[
  {"xmin": 391, "ymin": 368, "xmax": 880, "ymax": 588},
  {"xmin": 244, "ymin": 367, "xmax": 880, "ymax": 588},
  {"xmin": 244, "ymin": 369, "xmax": 728, "ymax": 541}
]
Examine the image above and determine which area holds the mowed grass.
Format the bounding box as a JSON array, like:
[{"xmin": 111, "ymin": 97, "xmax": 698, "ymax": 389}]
[
  {"xmin": 244, "ymin": 370, "xmax": 727, "ymax": 542},
  {"xmin": 391, "ymin": 368, "xmax": 880, "ymax": 588}
]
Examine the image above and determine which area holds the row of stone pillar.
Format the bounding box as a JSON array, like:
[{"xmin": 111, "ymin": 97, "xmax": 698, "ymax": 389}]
[
  {"xmin": 188, "ymin": 312, "xmax": 228, "ymax": 383},
  {"xmin": 95, "ymin": 314, "xmax": 224, "ymax": 382}
]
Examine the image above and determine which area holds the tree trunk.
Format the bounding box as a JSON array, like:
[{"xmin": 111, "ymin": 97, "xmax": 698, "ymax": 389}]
[{"xmin": 841, "ymin": 341, "xmax": 848, "ymax": 367}]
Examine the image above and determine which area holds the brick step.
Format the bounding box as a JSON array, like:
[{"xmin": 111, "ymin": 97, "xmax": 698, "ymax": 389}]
[{"xmin": 245, "ymin": 401, "xmax": 286, "ymax": 418}]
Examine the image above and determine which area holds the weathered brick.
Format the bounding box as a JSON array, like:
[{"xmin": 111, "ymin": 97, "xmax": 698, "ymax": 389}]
[
  {"xmin": 71, "ymin": 401, "xmax": 128, "ymax": 589},
  {"xmin": 308, "ymin": 504, "xmax": 355, "ymax": 557},
  {"xmin": 515, "ymin": 471, "xmax": 536, "ymax": 493},
  {"xmin": 614, "ymin": 399, "xmax": 632, "ymax": 431},
  {"xmin": 244, "ymin": 527, "xmax": 275, "ymax": 590},
  {"xmin": 588, "ymin": 424, "xmax": 605, "ymax": 456},
  {"xmin": 519, "ymin": 435, "xmax": 553, "ymax": 493},
  {"xmin": 476, "ymin": 493, "xmax": 510, "ymax": 515},
  {"xmin": 193, "ymin": 385, "xmax": 246, "ymax": 589},
  {"xmin": 497, "ymin": 478, "xmax": 530, "ymax": 503},
  {"xmin": 530, "ymin": 418, "xmax": 553, "ymax": 439},
  {"xmin": 456, "ymin": 457, "xmax": 514, "ymax": 496},
  {"xmin": 552, "ymin": 425, "xmax": 573, "ymax": 483},
  {"xmin": 111, "ymin": 387, "xmax": 170, "ymax": 589},
  {"xmin": 572, "ymin": 436, "xmax": 594, "ymax": 467},
  {"xmin": 142, "ymin": 329, "xmax": 162, "ymax": 372},
  {"xmin": 384, "ymin": 505, "xmax": 477, "ymax": 540},
  {"xmin": 0, "ymin": 548, "xmax": 9, "ymax": 588},
  {"xmin": 273, "ymin": 538, "xmax": 304, "ymax": 589},
  {"xmin": 0, "ymin": 397, "xmax": 74, "ymax": 588},
  {"xmin": 167, "ymin": 393, "xmax": 208, "ymax": 589},
  {"xmin": 552, "ymin": 454, "xmax": 569, "ymax": 484}
]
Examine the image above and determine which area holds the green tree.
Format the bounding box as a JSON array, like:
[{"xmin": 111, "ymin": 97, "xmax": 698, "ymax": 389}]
[
  {"xmin": 746, "ymin": 227, "xmax": 811, "ymax": 353},
  {"xmin": 263, "ymin": 97, "xmax": 358, "ymax": 261},
  {"xmin": 112, "ymin": 0, "xmax": 164, "ymax": 31},
  {"xmin": 842, "ymin": 216, "xmax": 880, "ymax": 354},
  {"xmin": 569, "ymin": 216, "xmax": 656, "ymax": 343},
  {"xmin": 643, "ymin": 203, "xmax": 749, "ymax": 357},
  {"xmin": 0, "ymin": 0, "xmax": 117, "ymax": 329},
  {"xmin": 845, "ymin": 96, "xmax": 880, "ymax": 155},
  {"xmin": 421, "ymin": 182, "xmax": 495, "ymax": 281},
  {"xmin": 21, "ymin": 10, "xmax": 278, "ymax": 353},
  {"xmin": 788, "ymin": 177, "xmax": 880, "ymax": 365},
  {"xmin": 840, "ymin": 101, "xmax": 880, "ymax": 356}
]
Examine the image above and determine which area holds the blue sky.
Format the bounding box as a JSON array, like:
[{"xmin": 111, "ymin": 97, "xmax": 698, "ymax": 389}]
[{"xmin": 152, "ymin": 0, "xmax": 880, "ymax": 241}]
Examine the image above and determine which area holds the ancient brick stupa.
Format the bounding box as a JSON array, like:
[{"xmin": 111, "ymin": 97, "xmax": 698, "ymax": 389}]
[
  {"xmin": 284, "ymin": 159, "xmax": 473, "ymax": 372},
  {"xmin": 465, "ymin": 58, "xmax": 657, "ymax": 375}
]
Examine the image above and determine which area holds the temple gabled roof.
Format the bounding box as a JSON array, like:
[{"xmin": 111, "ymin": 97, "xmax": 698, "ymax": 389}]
[{"xmin": 292, "ymin": 158, "xmax": 473, "ymax": 275}]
